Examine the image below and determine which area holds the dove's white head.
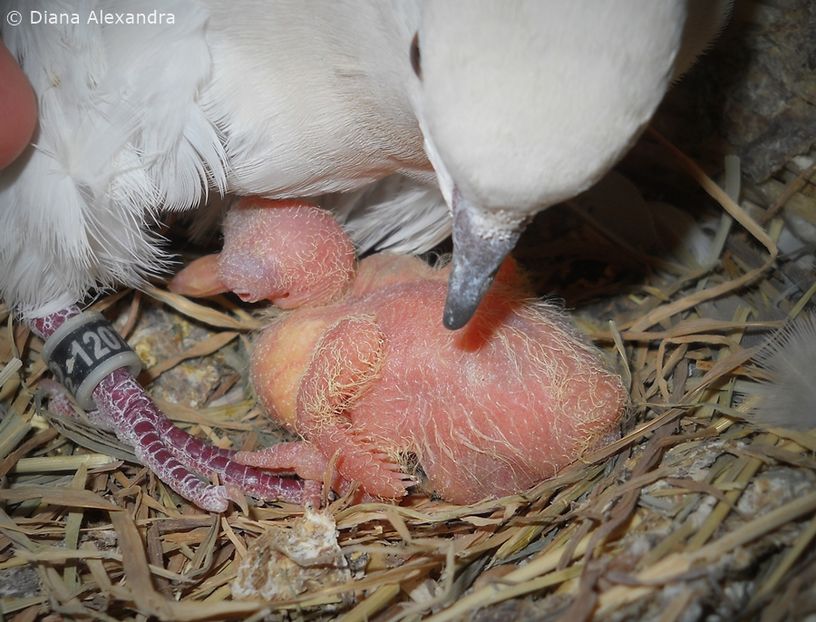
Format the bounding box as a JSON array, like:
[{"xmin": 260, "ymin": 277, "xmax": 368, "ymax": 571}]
[{"xmin": 410, "ymin": 0, "xmax": 688, "ymax": 327}]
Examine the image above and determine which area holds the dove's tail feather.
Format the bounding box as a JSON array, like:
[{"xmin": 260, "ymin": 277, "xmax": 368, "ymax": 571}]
[{"xmin": 0, "ymin": 0, "xmax": 227, "ymax": 318}]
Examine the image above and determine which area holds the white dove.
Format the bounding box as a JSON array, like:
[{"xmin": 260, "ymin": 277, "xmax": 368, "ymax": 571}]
[{"xmin": 0, "ymin": 0, "xmax": 731, "ymax": 510}]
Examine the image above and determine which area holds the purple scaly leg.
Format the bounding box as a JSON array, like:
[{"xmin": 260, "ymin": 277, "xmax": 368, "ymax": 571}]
[{"xmin": 31, "ymin": 306, "xmax": 304, "ymax": 512}]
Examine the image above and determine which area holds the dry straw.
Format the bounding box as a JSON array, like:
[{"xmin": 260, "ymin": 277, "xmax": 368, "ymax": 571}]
[{"xmin": 1, "ymin": 132, "xmax": 814, "ymax": 621}]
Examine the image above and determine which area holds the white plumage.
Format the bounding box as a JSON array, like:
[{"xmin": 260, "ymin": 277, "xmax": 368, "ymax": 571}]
[
  {"xmin": 2, "ymin": 0, "xmax": 227, "ymax": 316},
  {"xmin": 747, "ymin": 314, "xmax": 816, "ymax": 431},
  {"xmin": 0, "ymin": 0, "xmax": 732, "ymax": 324}
]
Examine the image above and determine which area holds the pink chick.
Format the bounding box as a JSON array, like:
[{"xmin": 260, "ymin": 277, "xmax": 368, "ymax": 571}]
[{"xmin": 172, "ymin": 199, "xmax": 627, "ymax": 504}]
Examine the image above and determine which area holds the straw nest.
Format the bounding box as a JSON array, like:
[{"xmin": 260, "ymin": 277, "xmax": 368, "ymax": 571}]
[{"xmin": 1, "ymin": 128, "xmax": 815, "ymax": 621}]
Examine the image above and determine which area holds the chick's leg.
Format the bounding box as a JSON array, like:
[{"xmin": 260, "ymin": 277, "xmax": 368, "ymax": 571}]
[{"xmin": 31, "ymin": 306, "xmax": 304, "ymax": 512}]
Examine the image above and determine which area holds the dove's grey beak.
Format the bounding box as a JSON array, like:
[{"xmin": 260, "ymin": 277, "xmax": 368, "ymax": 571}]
[{"xmin": 443, "ymin": 190, "xmax": 525, "ymax": 330}]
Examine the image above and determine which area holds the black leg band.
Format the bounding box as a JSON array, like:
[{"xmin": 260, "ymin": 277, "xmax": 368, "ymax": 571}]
[{"xmin": 41, "ymin": 312, "xmax": 143, "ymax": 410}]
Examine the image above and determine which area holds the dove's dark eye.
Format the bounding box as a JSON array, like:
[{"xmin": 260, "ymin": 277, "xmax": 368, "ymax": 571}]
[{"xmin": 410, "ymin": 32, "xmax": 422, "ymax": 79}]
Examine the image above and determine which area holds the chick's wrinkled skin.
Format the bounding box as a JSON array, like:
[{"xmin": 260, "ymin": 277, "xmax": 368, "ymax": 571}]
[{"xmin": 173, "ymin": 199, "xmax": 627, "ymax": 504}]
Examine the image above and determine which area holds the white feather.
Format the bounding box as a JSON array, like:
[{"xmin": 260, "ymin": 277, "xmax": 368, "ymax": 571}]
[
  {"xmin": 322, "ymin": 175, "xmax": 449, "ymax": 255},
  {"xmin": 0, "ymin": 0, "xmax": 226, "ymax": 318},
  {"xmin": 197, "ymin": 0, "xmax": 427, "ymax": 197},
  {"xmin": 745, "ymin": 314, "xmax": 816, "ymax": 430}
]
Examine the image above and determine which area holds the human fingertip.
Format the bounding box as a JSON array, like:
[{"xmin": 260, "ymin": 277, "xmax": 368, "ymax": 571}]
[{"xmin": 0, "ymin": 41, "xmax": 37, "ymax": 169}]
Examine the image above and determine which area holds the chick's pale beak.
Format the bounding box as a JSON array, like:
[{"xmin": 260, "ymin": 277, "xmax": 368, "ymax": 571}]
[{"xmin": 443, "ymin": 190, "xmax": 525, "ymax": 330}]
